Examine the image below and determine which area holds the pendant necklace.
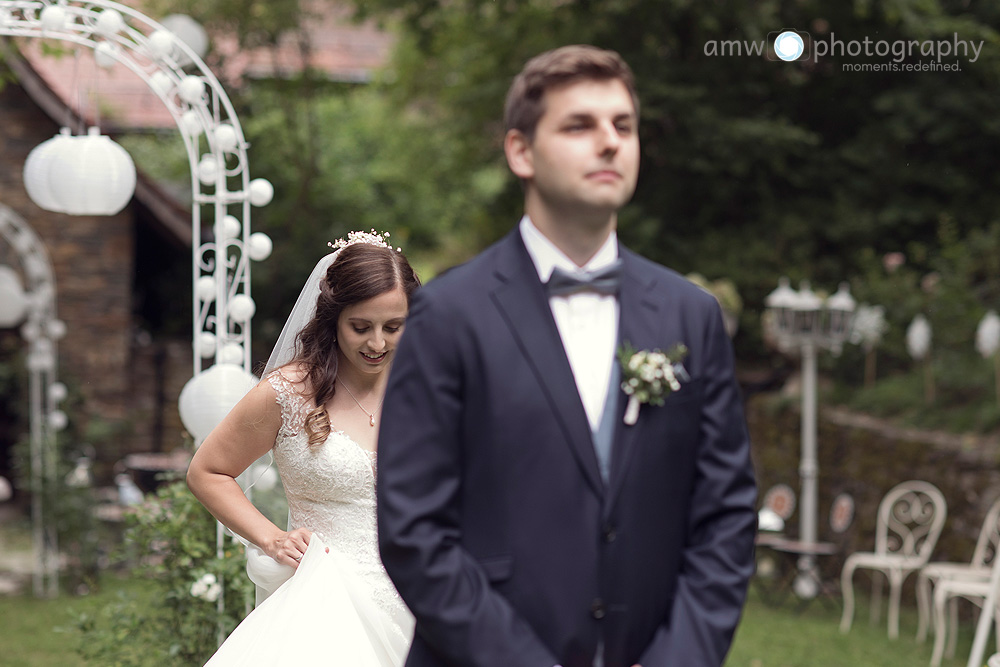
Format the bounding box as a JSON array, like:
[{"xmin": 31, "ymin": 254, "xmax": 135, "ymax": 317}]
[{"xmin": 338, "ymin": 379, "xmax": 384, "ymax": 427}]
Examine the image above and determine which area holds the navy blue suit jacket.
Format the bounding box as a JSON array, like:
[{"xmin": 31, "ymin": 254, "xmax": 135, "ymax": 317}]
[{"xmin": 377, "ymin": 230, "xmax": 757, "ymax": 667}]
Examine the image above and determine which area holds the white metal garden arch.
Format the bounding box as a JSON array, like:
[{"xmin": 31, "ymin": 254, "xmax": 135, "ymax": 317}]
[
  {"xmin": 0, "ymin": 0, "xmax": 271, "ymax": 595},
  {"xmin": 0, "ymin": 203, "xmax": 65, "ymax": 598}
]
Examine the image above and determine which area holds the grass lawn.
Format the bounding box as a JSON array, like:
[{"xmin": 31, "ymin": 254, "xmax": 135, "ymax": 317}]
[
  {"xmin": 0, "ymin": 571, "xmax": 988, "ymax": 666},
  {"xmin": 728, "ymin": 585, "xmax": 979, "ymax": 667}
]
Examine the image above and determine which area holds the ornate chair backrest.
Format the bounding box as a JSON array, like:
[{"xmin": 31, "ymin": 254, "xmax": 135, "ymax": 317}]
[
  {"xmin": 874, "ymin": 480, "xmax": 947, "ymax": 563},
  {"xmin": 971, "ymin": 496, "xmax": 1000, "ymax": 569}
]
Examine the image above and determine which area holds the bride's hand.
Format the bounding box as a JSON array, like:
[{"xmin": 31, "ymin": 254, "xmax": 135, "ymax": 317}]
[{"xmin": 267, "ymin": 527, "xmax": 312, "ymax": 568}]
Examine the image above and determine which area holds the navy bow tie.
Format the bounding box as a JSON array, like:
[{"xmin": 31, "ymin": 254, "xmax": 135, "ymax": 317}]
[{"xmin": 545, "ymin": 260, "xmax": 623, "ymax": 297}]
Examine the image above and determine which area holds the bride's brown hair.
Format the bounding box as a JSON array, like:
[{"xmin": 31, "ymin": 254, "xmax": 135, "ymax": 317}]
[{"xmin": 292, "ymin": 243, "xmax": 420, "ymax": 447}]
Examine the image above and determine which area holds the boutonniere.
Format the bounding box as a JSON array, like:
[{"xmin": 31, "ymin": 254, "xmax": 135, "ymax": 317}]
[{"xmin": 618, "ymin": 341, "xmax": 690, "ymax": 426}]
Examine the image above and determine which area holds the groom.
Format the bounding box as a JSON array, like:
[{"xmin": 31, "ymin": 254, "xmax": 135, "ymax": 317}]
[{"xmin": 377, "ymin": 45, "xmax": 757, "ymax": 667}]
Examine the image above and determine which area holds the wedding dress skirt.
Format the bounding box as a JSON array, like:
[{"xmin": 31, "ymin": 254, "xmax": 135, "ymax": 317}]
[{"xmin": 205, "ymin": 535, "xmax": 413, "ymax": 666}]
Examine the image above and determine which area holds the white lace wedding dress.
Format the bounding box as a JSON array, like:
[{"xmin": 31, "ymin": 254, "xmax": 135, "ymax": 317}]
[{"xmin": 204, "ymin": 371, "xmax": 414, "ymax": 666}]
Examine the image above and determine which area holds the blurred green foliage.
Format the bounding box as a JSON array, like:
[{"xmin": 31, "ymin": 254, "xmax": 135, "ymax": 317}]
[{"xmin": 125, "ymin": 0, "xmax": 1000, "ymax": 433}]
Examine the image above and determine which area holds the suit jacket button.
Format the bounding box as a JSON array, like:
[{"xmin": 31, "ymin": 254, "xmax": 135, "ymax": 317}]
[
  {"xmin": 591, "ymin": 599, "xmax": 606, "ymax": 619},
  {"xmin": 603, "ymin": 525, "xmax": 617, "ymax": 543}
]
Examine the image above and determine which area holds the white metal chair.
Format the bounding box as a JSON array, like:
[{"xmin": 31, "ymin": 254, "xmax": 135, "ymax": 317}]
[
  {"xmin": 839, "ymin": 480, "xmax": 948, "ymax": 639},
  {"xmin": 919, "ymin": 497, "xmax": 1000, "ymax": 666}
]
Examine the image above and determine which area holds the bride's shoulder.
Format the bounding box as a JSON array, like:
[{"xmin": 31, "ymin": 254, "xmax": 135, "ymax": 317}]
[{"xmin": 266, "ymin": 363, "xmax": 311, "ymax": 394}]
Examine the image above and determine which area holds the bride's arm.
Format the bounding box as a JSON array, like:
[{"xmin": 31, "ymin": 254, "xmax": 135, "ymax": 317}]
[{"xmin": 187, "ymin": 379, "xmax": 309, "ymax": 567}]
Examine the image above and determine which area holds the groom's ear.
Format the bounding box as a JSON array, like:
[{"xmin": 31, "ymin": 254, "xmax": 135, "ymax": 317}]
[{"xmin": 504, "ymin": 129, "xmax": 534, "ymax": 181}]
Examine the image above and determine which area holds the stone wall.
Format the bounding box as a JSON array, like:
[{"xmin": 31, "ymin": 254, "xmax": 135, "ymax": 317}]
[{"xmin": 748, "ymin": 392, "xmax": 1000, "ymax": 572}]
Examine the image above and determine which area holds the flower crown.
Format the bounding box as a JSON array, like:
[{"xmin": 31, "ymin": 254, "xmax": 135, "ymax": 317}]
[{"xmin": 328, "ymin": 229, "xmax": 402, "ymax": 253}]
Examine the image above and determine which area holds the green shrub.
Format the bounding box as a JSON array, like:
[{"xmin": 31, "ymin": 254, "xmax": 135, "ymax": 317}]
[{"xmin": 73, "ymin": 477, "xmax": 252, "ymax": 666}]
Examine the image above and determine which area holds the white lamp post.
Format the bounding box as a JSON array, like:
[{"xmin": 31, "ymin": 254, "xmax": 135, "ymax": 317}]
[{"xmin": 765, "ymin": 278, "xmax": 856, "ymax": 598}]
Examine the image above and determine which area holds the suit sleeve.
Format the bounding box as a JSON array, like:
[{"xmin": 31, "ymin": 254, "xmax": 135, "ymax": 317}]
[
  {"xmin": 639, "ymin": 299, "xmax": 758, "ymax": 666},
  {"xmin": 377, "ymin": 289, "xmax": 558, "ymax": 667}
]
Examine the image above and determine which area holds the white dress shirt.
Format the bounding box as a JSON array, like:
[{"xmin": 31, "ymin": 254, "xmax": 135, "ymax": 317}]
[{"xmin": 519, "ymin": 216, "xmax": 620, "ymax": 432}]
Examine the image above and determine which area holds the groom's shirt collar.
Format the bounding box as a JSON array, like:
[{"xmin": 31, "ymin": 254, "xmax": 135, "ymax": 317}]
[{"xmin": 519, "ymin": 216, "xmax": 619, "ymax": 283}]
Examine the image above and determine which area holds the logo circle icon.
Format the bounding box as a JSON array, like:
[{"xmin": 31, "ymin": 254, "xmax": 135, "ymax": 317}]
[{"xmin": 774, "ymin": 31, "xmax": 804, "ymax": 61}]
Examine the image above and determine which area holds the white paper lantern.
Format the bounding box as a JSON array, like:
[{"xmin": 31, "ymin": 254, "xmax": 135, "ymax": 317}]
[
  {"xmin": 228, "ymin": 294, "xmax": 256, "ymax": 321},
  {"xmin": 976, "ymin": 311, "xmax": 1000, "ymax": 359},
  {"xmin": 48, "ymin": 128, "xmax": 137, "ymax": 215},
  {"xmin": 906, "ymin": 314, "xmax": 932, "ymax": 361},
  {"xmin": 160, "ymin": 14, "xmax": 209, "ymax": 59},
  {"xmin": 196, "ymin": 275, "xmax": 217, "ymax": 301},
  {"xmin": 147, "ymin": 30, "xmax": 174, "ymax": 59},
  {"xmin": 23, "ymin": 129, "xmax": 73, "ymax": 213},
  {"xmin": 47, "ymin": 319, "xmax": 66, "ymax": 339},
  {"xmin": 198, "ymin": 331, "xmax": 217, "ymax": 358},
  {"xmin": 20, "ymin": 321, "xmax": 41, "ymax": 342},
  {"xmin": 198, "ymin": 155, "xmax": 220, "ymax": 184},
  {"xmin": 95, "ymin": 9, "xmax": 125, "ymax": 37},
  {"xmin": 219, "ymin": 343, "xmax": 244, "ymax": 365},
  {"xmin": 48, "ymin": 382, "xmax": 68, "ymax": 403},
  {"xmin": 149, "ymin": 71, "xmax": 173, "ymax": 96},
  {"xmin": 0, "ymin": 266, "xmax": 28, "ymax": 328},
  {"xmin": 94, "ymin": 42, "xmax": 120, "ymax": 69},
  {"xmin": 181, "ymin": 110, "xmax": 204, "ymax": 137},
  {"xmin": 214, "ymin": 124, "xmax": 238, "ymax": 152},
  {"xmin": 248, "ymin": 462, "xmax": 278, "ymax": 492},
  {"xmin": 178, "ymin": 364, "xmax": 257, "ymax": 442},
  {"xmin": 178, "ymin": 75, "xmax": 206, "ymax": 105},
  {"xmin": 216, "ymin": 215, "xmax": 241, "ymax": 239},
  {"xmin": 40, "ymin": 5, "xmax": 67, "ymax": 31},
  {"xmin": 247, "ymin": 232, "xmax": 273, "ymax": 261},
  {"xmin": 248, "ymin": 178, "xmax": 274, "ymax": 207},
  {"xmin": 48, "ymin": 410, "xmax": 68, "ymax": 431}
]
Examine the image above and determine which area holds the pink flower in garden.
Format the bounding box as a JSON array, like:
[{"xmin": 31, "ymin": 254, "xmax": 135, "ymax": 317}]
[{"xmin": 882, "ymin": 252, "xmax": 905, "ymax": 273}]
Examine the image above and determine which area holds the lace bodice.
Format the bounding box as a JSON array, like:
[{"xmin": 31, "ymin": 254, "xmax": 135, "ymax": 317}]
[{"xmin": 267, "ymin": 370, "xmax": 404, "ymax": 621}]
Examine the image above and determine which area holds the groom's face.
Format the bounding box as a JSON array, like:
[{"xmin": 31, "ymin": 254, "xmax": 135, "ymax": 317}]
[{"xmin": 508, "ymin": 77, "xmax": 639, "ymax": 225}]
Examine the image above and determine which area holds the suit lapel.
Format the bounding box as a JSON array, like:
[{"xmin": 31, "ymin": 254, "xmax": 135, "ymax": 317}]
[
  {"xmin": 490, "ymin": 232, "xmax": 605, "ymax": 499},
  {"xmin": 606, "ymin": 248, "xmax": 670, "ymax": 515}
]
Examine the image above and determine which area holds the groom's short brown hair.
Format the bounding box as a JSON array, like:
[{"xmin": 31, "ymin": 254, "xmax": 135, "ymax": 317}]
[{"xmin": 504, "ymin": 45, "xmax": 639, "ymax": 142}]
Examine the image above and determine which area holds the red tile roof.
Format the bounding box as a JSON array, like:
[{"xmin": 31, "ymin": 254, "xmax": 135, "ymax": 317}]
[{"xmin": 18, "ymin": 3, "xmax": 392, "ymax": 131}]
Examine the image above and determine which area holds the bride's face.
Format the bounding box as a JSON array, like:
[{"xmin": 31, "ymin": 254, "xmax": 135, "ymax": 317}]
[{"xmin": 336, "ymin": 286, "xmax": 409, "ymax": 378}]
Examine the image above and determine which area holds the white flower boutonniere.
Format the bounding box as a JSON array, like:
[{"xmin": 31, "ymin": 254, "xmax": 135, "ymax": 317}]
[{"xmin": 618, "ymin": 341, "xmax": 690, "ymax": 425}]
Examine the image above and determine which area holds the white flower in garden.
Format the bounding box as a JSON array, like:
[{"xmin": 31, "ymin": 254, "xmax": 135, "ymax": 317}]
[
  {"xmin": 203, "ymin": 581, "xmax": 222, "ymax": 603},
  {"xmin": 190, "ymin": 573, "xmax": 220, "ymax": 601},
  {"xmin": 849, "ymin": 304, "xmax": 888, "ymax": 351}
]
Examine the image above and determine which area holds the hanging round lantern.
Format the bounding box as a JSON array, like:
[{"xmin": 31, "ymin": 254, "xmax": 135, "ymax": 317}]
[
  {"xmin": 214, "ymin": 124, "xmax": 238, "ymax": 152},
  {"xmin": 94, "ymin": 42, "xmax": 120, "ymax": 69},
  {"xmin": 181, "ymin": 110, "xmax": 204, "ymax": 136},
  {"xmin": 178, "ymin": 364, "xmax": 257, "ymax": 443},
  {"xmin": 47, "ymin": 128, "xmax": 137, "ymax": 216},
  {"xmin": 147, "ymin": 29, "xmax": 175, "ymax": 60},
  {"xmin": 247, "ymin": 232, "xmax": 273, "ymax": 261},
  {"xmin": 248, "ymin": 178, "xmax": 274, "ymax": 207},
  {"xmin": 196, "ymin": 276, "xmax": 216, "ymax": 302},
  {"xmin": 228, "ymin": 294, "xmax": 256, "ymax": 321},
  {"xmin": 160, "ymin": 14, "xmax": 209, "ymax": 60},
  {"xmin": 95, "ymin": 8, "xmax": 125, "ymax": 37},
  {"xmin": 23, "ymin": 128, "xmax": 73, "ymax": 213}
]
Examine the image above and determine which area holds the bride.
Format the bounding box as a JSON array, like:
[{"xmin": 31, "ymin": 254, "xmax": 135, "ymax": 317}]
[{"xmin": 187, "ymin": 231, "xmax": 419, "ymax": 666}]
